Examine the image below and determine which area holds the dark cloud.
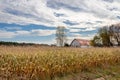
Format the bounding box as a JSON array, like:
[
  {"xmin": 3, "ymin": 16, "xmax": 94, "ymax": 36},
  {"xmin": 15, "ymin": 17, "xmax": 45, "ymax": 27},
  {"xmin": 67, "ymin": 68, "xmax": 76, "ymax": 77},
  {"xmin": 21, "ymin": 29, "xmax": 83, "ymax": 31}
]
[
  {"xmin": 47, "ymin": 0, "xmax": 83, "ymax": 12},
  {"xmin": 102, "ymin": 0, "xmax": 114, "ymax": 3},
  {"xmin": 63, "ymin": 20, "xmax": 79, "ymax": 26},
  {"xmin": 54, "ymin": 12, "xmax": 65, "ymax": 17},
  {"xmin": 117, "ymin": 16, "xmax": 120, "ymax": 19},
  {"xmin": 96, "ymin": 21, "xmax": 103, "ymax": 23}
]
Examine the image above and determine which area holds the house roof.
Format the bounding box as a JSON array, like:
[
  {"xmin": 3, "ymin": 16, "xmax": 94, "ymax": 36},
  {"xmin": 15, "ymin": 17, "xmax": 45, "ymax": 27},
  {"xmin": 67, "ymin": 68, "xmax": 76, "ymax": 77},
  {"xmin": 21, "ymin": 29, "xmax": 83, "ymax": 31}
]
[{"xmin": 71, "ymin": 39, "xmax": 90, "ymax": 46}]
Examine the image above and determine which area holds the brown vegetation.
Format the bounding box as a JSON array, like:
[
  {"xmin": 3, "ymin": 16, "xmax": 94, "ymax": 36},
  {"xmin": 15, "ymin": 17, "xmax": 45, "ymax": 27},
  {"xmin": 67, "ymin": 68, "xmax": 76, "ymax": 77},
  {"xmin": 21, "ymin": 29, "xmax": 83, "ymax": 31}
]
[{"xmin": 0, "ymin": 46, "xmax": 120, "ymax": 80}]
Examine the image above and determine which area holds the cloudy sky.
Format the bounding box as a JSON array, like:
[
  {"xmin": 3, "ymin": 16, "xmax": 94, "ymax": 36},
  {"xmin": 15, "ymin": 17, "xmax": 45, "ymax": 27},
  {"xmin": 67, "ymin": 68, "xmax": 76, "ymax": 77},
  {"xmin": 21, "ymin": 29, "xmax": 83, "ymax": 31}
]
[{"xmin": 0, "ymin": 0, "xmax": 120, "ymax": 44}]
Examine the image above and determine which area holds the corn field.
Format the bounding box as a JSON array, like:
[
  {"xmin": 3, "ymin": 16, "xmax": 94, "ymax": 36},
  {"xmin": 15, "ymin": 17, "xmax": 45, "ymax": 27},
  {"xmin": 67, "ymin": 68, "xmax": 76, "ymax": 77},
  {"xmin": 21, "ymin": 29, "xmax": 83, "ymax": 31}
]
[{"xmin": 0, "ymin": 46, "xmax": 120, "ymax": 80}]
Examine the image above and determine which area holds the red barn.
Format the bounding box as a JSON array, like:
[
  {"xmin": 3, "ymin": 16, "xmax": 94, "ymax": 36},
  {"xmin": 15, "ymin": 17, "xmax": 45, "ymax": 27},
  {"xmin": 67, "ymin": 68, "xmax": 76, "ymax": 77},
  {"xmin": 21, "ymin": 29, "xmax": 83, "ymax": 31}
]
[{"xmin": 70, "ymin": 39, "xmax": 90, "ymax": 48}]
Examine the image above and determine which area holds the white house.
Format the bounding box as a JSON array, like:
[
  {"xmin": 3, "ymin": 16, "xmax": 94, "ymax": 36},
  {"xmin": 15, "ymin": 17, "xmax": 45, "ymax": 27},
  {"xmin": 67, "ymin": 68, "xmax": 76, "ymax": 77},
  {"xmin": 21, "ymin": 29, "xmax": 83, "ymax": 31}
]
[{"xmin": 70, "ymin": 39, "xmax": 90, "ymax": 48}]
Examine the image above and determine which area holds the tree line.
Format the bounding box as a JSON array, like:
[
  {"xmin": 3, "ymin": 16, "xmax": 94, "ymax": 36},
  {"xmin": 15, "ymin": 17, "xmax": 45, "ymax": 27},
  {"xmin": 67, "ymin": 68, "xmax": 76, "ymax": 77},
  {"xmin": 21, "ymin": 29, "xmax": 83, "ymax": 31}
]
[
  {"xmin": 0, "ymin": 41, "xmax": 56, "ymax": 47},
  {"xmin": 90, "ymin": 23, "xmax": 120, "ymax": 47},
  {"xmin": 0, "ymin": 41, "xmax": 37, "ymax": 46}
]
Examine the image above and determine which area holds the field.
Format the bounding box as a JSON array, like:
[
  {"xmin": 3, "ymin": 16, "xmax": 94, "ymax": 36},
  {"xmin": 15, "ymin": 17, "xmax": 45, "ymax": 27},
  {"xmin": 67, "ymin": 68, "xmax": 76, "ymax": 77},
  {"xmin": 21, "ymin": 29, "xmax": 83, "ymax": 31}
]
[{"xmin": 0, "ymin": 46, "xmax": 120, "ymax": 80}]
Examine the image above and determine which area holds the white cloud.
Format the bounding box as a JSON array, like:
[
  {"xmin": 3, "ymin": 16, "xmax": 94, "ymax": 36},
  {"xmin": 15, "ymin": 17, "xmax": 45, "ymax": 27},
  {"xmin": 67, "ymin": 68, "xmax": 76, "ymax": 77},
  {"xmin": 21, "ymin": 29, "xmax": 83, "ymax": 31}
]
[
  {"xmin": 69, "ymin": 29, "xmax": 80, "ymax": 33},
  {"xmin": 16, "ymin": 31, "xmax": 30, "ymax": 35},
  {"xmin": 0, "ymin": 0, "xmax": 120, "ymax": 27},
  {"xmin": 0, "ymin": 30, "xmax": 16, "ymax": 38},
  {"xmin": 69, "ymin": 27, "xmax": 96, "ymax": 33},
  {"xmin": 31, "ymin": 29, "xmax": 56, "ymax": 36},
  {"xmin": 0, "ymin": 0, "xmax": 57, "ymax": 26},
  {"xmin": 83, "ymin": 27, "xmax": 96, "ymax": 31},
  {"xmin": 0, "ymin": 29, "xmax": 56, "ymax": 38}
]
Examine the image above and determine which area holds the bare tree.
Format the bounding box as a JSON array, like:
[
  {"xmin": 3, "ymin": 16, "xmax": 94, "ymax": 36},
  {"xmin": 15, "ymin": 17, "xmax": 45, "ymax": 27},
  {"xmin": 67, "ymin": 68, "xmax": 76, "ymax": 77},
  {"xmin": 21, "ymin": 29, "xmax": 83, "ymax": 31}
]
[{"xmin": 56, "ymin": 26, "xmax": 67, "ymax": 46}]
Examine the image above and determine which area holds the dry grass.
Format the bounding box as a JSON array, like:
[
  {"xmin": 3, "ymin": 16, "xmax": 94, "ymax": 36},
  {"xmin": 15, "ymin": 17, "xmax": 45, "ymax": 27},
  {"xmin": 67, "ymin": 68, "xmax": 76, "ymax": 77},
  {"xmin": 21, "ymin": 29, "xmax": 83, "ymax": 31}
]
[{"xmin": 0, "ymin": 46, "xmax": 120, "ymax": 80}]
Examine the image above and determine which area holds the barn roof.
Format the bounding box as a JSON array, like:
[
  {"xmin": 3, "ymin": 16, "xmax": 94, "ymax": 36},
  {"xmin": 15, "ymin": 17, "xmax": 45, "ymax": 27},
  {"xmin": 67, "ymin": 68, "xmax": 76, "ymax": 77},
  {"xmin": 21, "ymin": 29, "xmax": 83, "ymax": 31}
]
[{"xmin": 70, "ymin": 39, "xmax": 90, "ymax": 46}]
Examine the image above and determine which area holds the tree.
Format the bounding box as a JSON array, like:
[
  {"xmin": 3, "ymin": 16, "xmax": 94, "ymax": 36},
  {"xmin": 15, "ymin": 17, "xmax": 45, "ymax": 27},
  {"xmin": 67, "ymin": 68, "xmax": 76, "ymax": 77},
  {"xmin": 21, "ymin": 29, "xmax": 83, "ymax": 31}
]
[
  {"xmin": 90, "ymin": 35, "xmax": 102, "ymax": 47},
  {"xmin": 109, "ymin": 24, "xmax": 120, "ymax": 46},
  {"xmin": 56, "ymin": 26, "xmax": 67, "ymax": 46},
  {"xmin": 98, "ymin": 26, "xmax": 112, "ymax": 47},
  {"xmin": 91, "ymin": 26, "xmax": 112, "ymax": 47},
  {"xmin": 91, "ymin": 23, "xmax": 120, "ymax": 47}
]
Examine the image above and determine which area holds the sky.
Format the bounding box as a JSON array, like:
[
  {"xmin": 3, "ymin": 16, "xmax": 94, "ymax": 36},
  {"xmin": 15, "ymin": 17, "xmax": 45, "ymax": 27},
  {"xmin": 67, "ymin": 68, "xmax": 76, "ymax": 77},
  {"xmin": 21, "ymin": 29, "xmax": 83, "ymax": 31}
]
[{"xmin": 0, "ymin": 0, "xmax": 120, "ymax": 44}]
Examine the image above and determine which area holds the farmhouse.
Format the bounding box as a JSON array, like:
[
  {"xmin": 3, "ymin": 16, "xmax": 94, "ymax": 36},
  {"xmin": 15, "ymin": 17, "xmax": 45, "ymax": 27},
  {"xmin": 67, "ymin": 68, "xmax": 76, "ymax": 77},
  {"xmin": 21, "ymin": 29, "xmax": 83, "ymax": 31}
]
[{"xmin": 70, "ymin": 39, "xmax": 90, "ymax": 48}]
